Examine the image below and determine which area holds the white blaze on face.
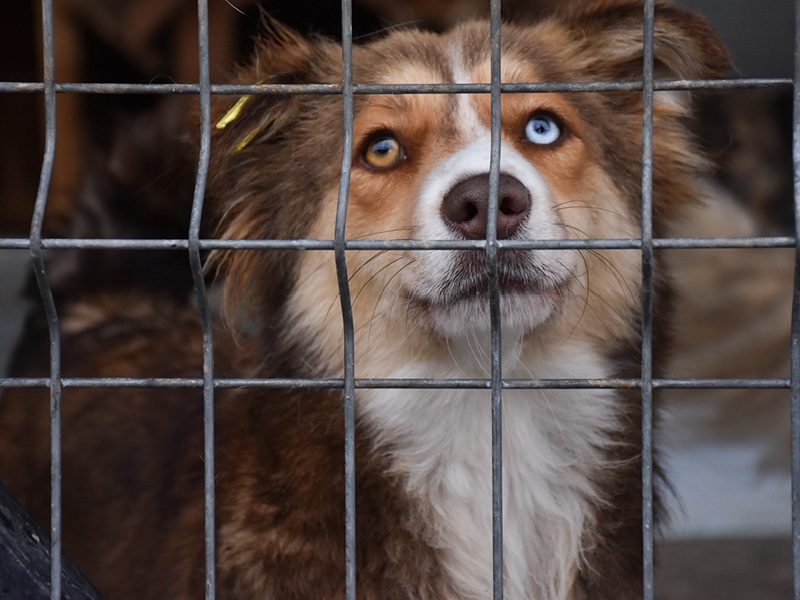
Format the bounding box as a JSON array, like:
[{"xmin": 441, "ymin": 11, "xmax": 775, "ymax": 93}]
[
  {"xmin": 414, "ymin": 134, "xmax": 564, "ymax": 244},
  {"xmin": 408, "ymin": 129, "xmax": 578, "ymax": 338}
]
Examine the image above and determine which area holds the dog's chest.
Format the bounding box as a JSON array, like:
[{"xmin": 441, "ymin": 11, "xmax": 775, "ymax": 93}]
[{"xmin": 357, "ymin": 345, "xmax": 620, "ymax": 600}]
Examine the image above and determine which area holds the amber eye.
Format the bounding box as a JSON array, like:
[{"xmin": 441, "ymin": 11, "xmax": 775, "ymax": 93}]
[{"xmin": 363, "ymin": 135, "xmax": 404, "ymax": 169}]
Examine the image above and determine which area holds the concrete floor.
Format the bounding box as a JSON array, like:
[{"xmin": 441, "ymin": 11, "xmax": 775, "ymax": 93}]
[{"xmin": 656, "ymin": 537, "xmax": 793, "ymax": 600}]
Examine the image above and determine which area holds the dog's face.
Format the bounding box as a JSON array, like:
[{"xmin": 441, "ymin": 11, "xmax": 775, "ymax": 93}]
[
  {"xmin": 208, "ymin": 1, "xmax": 728, "ymax": 373},
  {"xmin": 343, "ymin": 37, "xmax": 636, "ymax": 339}
]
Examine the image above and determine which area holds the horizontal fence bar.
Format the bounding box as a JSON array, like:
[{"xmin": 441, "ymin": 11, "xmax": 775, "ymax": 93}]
[
  {"xmin": 0, "ymin": 237, "xmax": 796, "ymax": 251},
  {"xmin": 0, "ymin": 78, "xmax": 793, "ymax": 96},
  {"xmin": 0, "ymin": 377, "xmax": 791, "ymax": 390}
]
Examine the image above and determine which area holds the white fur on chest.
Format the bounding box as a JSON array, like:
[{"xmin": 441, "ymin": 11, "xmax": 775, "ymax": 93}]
[{"xmin": 357, "ymin": 341, "xmax": 621, "ymax": 600}]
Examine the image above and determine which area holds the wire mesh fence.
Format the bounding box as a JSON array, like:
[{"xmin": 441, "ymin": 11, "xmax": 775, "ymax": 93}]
[{"xmin": 0, "ymin": 0, "xmax": 798, "ymax": 599}]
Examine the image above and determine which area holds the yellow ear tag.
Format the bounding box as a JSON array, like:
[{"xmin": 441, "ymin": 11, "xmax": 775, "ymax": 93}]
[
  {"xmin": 216, "ymin": 94, "xmax": 251, "ymax": 129},
  {"xmin": 216, "ymin": 81, "xmax": 266, "ymax": 153},
  {"xmin": 231, "ymin": 125, "xmax": 265, "ymax": 154}
]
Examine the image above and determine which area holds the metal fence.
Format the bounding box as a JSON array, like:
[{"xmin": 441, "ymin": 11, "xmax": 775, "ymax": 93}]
[{"xmin": 0, "ymin": 0, "xmax": 798, "ymax": 599}]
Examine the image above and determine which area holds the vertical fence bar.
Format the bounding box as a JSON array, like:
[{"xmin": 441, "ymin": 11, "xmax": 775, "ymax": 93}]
[
  {"xmin": 335, "ymin": 0, "xmax": 357, "ymax": 598},
  {"xmin": 487, "ymin": 0, "xmax": 503, "ymax": 598},
  {"xmin": 791, "ymin": 0, "xmax": 800, "ymax": 597},
  {"xmin": 640, "ymin": 1, "xmax": 656, "ymax": 599},
  {"xmin": 30, "ymin": 1, "xmax": 62, "ymax": 598},
  {"xmin": 190, "ymin": 0, "xmax": 216, "ymax": 598}
]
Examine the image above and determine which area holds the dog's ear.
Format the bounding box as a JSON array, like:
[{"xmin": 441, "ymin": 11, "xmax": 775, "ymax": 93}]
[
  {"xmin": 563, "ymin": 0, "xmax": 730, "ymax": 84},
  {"xmin": 556, "ymin": 1, "xmax": 730, "ymax": 227},
  {"xmin": 204, "ymin": 22, "xmax": 342, "ymax": 331},
  {"xmin": 209, "ymin": 21, "xmax": 340, "ymax": 158}
]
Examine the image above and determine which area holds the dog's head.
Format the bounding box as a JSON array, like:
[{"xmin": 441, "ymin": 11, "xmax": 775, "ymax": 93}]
[{"xmin": 207, "ymin": 0, "xmax": 728, "ymax": 372}]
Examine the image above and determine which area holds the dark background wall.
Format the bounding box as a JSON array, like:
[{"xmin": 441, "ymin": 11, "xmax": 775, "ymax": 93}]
[{"xmin": 677, "ymin": 0, "xmax": 794, "ymax": 78}]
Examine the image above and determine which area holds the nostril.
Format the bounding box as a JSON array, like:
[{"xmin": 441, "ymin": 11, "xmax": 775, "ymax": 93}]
[
  {"xmin": 463, "ymin": 202, "xmax": 478, "ymax": 221},
  {"xmin": 447, "ymin": 197, "xmax": 478, "ymax": 223},
  {"xmin": 500, "ymin": 190, "xmax": 529, "ymax": 217},
  {"xmin": 498, "ymin": 179, "xmax": 530, "ymax": 214},
  {"xmin": 441, "ymin": 176, "xmax": 489, "ymax": 240},
  {"xmin": 496, "ymin": 176, "xmax": 531, "ymax": 239},
  {"xmin": 500, "ymin": 196, "xmax": 524, "ymax": 216}
]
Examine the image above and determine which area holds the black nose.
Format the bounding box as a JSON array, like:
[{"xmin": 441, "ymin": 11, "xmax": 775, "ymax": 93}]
[{"xmin": 441, "ymin": 174, "xmax": 531, "ymax": 240}]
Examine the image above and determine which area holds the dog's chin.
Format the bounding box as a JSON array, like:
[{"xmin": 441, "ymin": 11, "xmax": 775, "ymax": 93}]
[
  {"xmin": 411, "ymin": 285, "xmax": 563, "ymax": 340},
  {"xmin": 406, "ymin": 250, "xmax": 572, "ymax": 339}
]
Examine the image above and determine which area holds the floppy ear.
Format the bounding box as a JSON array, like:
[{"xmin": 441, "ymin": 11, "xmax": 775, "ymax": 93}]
[
  {"xmin": 557, "ymin": 1, "xmax": 731, "ymax": 227},
  {"xmin": 204, "ymin": 22, "xmax": 343, "ymax": 330},
  {"xmin": 563, "ymin": 0, "xmax": 730, "ymax": 84},
  {"xmin": 209, "ymin": 21, "xmax": 339, "ymax": 159}
]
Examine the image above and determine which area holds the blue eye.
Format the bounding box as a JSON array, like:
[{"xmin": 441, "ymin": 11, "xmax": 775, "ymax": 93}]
[{"xmin": 524, "ymin": 114, "xmax": 561, "ymax": 145}]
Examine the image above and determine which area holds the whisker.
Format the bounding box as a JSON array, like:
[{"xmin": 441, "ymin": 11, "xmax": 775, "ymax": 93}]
[
  {"xmin": 445, "ymin": 333, "xmax": 466, "ymax": 375},
  {"xmin": 365, "ymin": 258, "xmax": 415, "ymax": 349},
  {"xmin": 558, "ymin": 222, "xmax": 636, "ymax": 302},
  {"xmin": 585, "ymin": 249, "xmax": 636, "ymax": 302},
  {"xmin": 552, "ymin": 200, "xmax": 627, "ymax": 220},
  {"xmin": 386, "ymin": 271, "xmax": 405, "ymax": 330},
  {"xmin": 559, "ymin": 252, "xmax": 592, "ymax": 342},
  {"xmin": 469, "ymin": 323, "xmax": 490, "ymax": 375},
  {"xmin": 347, "ymin": 226, "xmax": 416, "ymax": 241},
  {"xmin": 323, "ymin": 249, "xmax": 392, "ymax": 322},
  {"xmin": 515, "ymin": 357, "xmax": 570, "ymax": 448},
  {"xmin": 349, "ymin": 249, "xmax": 391, "ymax": 283},
  {"xmin": 563, "ymin": 254, "xmax": 628, "ymax": 325},
  {"xmin": 353, "ymin": 20, "xmax": 425, "ymax": 41},
  {"xmin": 392, "ymin": 290, "xmax": 429, "ymax": 349},
  {"xmin": 352, "ymin": 255, "xmax": 409, "ymax": 309}
]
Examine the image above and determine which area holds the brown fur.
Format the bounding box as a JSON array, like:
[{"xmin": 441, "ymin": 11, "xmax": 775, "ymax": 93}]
[{"xmin": 0, "ymin": 2, "xmax": 729, "ymax": 599}]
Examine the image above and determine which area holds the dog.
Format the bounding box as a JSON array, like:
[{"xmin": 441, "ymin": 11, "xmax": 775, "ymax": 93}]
[{"xmin": 0, "ymin": 1, "xmax": 729, "ymax": 598}]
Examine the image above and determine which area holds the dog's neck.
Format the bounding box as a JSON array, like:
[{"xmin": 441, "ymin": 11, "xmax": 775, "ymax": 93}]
[{"xmin": 356, "ymin": 336, "xmax": 621, "ymax": 600}]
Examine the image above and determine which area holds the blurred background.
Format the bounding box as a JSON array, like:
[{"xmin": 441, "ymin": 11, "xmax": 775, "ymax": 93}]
[{"xmin": 0, "ymin": 1, "xmax": 796, "ymax": 598}]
